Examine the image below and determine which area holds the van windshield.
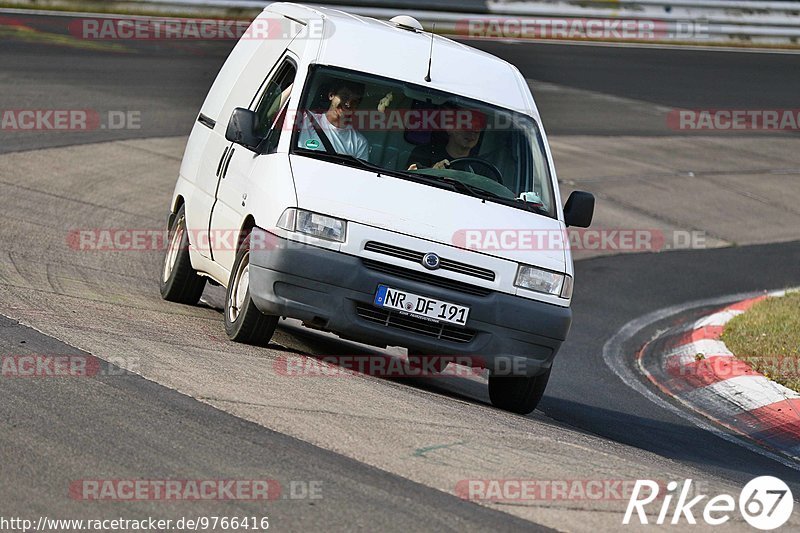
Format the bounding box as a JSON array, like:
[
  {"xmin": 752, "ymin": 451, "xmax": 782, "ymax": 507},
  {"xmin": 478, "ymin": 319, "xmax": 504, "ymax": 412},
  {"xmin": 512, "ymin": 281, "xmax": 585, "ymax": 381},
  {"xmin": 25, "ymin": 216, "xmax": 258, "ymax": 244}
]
[{"xmin": 291, "ymin": 65, "xmax": 556, "ymax": 217}]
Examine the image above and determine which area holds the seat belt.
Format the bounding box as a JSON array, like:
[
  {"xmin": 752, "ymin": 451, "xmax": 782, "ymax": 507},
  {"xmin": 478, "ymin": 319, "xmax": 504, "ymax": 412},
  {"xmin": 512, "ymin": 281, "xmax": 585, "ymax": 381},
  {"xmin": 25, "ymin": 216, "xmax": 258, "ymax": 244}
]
[{"xmin": 304, "ymin": 110, "xmax": 336, "ymax": 154}]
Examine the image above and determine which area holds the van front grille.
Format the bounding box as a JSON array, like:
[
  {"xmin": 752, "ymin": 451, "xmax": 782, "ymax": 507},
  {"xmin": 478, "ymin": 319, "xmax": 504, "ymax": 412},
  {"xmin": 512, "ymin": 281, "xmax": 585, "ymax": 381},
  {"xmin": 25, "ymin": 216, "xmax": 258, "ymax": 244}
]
[
  {"xmin": 364, "ymin": 241, "xmax": 495, "ymax": 282},
  {"xmin": 361, "ymin": 259, "xmax": 491, "ymax": 297},
  {"xmin": 354, "ymin": 303, "xmax": 476, "ymax": 343}
]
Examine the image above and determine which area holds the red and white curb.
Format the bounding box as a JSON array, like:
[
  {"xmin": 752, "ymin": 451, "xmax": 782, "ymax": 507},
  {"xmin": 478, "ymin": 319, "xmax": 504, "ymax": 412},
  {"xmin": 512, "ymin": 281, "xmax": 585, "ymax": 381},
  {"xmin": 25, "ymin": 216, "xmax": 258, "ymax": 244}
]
[{"xmin": 637, "ymin": 290, "xmax": 800, "ymax": 460}]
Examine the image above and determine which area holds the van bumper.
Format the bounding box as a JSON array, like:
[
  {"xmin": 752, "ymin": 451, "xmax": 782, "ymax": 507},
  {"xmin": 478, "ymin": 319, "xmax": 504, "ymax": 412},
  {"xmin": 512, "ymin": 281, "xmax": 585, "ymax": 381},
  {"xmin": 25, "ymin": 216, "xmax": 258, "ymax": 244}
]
[{"xmin": 248, "ymin": 229, "xmax": 571, "ymax": 377}]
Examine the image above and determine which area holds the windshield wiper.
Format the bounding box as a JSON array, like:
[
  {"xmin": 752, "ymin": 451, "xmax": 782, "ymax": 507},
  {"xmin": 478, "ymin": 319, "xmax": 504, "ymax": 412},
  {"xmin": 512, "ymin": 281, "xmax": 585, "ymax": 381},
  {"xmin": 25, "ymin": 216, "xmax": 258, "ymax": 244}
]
[
  {"xmin": 294, "ymin": 148, "xmax": 466, "ymax": 192},
  {"xmin": 421, "ymin": 175, "xmax": 551, "ymax": 215},
  {"xmin": 412, "ymin": 174, "xmax": 504, "ymax": 201},
  {"xmin": 446, "ymin": 179, "xmax": 504, "ymax": 200},
  {"xmin": 294, "ymin": 148, "xmax": 389, "ymax": 175},
  {"xmin": 294, "ymin": 149, "xmax": 457, "ymax": 187}
]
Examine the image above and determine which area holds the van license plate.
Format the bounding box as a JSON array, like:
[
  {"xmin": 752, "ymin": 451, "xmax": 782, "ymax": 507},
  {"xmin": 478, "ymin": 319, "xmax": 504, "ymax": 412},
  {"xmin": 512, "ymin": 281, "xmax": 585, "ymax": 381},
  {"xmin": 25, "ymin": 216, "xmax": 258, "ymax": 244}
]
[{"xmin": 373, "ymin": 285, "xmax": 470, "ymax": 326}]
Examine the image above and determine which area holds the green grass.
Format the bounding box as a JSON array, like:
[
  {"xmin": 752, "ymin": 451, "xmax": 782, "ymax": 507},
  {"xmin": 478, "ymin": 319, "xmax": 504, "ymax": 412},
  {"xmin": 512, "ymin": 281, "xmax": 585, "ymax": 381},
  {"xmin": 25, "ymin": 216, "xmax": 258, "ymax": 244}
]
[{"xmin": 722, "ymin": 292, "xmax": 800, "ymax": 392}]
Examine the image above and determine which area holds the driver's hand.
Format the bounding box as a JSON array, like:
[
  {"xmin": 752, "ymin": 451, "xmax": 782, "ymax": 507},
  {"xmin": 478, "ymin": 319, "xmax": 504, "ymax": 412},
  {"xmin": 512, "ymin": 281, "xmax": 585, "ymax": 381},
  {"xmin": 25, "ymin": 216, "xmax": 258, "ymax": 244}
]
[{"xmin": 432, "ymin": 159, "xmax": 450, "ymax": 170}]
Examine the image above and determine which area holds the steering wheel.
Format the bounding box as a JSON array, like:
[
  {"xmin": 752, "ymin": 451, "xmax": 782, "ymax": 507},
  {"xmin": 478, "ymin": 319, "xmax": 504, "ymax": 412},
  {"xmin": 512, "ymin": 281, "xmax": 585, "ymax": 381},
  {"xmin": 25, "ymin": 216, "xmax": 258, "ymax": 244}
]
[{"xmin": 447, "ymin": 157, "xmax": 503, "ymax": 183}]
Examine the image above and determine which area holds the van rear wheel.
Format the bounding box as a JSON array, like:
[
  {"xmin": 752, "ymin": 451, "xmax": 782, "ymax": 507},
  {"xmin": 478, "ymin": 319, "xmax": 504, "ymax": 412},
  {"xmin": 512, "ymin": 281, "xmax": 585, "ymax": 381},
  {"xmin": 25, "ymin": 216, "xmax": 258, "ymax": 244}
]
[
  {"xmin": 160, "ymin": 205, "xmax": 206, "ymax": 304},
  {"xmin": 224, "ymin": 232, "xmax": 278, "ymax": 345},
  {"xmin": 488, "ymin": 369, "xmax": 550, "ymax": 414}
]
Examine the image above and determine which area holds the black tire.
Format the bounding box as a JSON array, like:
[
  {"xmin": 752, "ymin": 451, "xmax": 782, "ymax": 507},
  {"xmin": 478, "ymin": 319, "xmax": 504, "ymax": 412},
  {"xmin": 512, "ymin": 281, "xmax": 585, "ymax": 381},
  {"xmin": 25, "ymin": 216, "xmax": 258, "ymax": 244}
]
[
  {"xmin": 224, "ymin": 232, "xmax": 278, "ymax": 345},
  {"xmin": 160, "ymin": 205, "xmax": 206, "ymax": 304},
  {"xmin": 488, "ymin": 369, "xmax": 551, "ymax": 415}
]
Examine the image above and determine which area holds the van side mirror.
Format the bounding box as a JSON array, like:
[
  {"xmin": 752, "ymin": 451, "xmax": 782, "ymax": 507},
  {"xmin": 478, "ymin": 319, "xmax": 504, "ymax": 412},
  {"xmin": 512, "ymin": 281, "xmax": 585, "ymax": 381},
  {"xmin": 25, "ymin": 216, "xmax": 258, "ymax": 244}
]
[
  {"xmin": 225, "ymin": 107, "xmax": 262, "ymax": 150},
  {"xmin": 564, "ymin": 191, "xmax": 594, "ymax": 228}
]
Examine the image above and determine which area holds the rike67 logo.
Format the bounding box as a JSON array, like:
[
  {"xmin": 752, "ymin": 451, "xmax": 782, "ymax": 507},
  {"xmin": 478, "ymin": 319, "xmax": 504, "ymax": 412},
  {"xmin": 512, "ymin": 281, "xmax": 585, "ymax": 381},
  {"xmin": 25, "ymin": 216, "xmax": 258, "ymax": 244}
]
[{"xmin": 624, "ymin": 477, "xmax": 793, "ymax": 529}]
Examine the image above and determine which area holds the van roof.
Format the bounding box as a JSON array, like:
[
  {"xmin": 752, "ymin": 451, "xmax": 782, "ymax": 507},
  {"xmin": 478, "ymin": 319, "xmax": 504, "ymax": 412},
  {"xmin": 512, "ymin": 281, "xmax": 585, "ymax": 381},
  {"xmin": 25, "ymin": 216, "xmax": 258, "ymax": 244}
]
[{"xmin": 264, "ymin": 2, "xmax": 536, "ymax": 115}]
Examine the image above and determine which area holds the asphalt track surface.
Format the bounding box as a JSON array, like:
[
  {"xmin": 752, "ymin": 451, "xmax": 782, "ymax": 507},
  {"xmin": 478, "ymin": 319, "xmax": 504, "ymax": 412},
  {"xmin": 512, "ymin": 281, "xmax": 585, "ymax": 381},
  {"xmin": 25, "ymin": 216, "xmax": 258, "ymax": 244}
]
[{"xmin": 1, "ymin": 11, "xmax": 800, "ymax": 531}]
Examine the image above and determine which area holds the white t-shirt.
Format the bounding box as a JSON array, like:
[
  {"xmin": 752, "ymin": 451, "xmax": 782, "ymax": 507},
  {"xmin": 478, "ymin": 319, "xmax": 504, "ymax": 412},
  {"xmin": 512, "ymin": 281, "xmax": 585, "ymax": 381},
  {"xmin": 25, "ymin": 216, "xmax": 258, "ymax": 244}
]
[{"xmin": 297, "ymin": 112, "xmax": 370, "ymax": 160}]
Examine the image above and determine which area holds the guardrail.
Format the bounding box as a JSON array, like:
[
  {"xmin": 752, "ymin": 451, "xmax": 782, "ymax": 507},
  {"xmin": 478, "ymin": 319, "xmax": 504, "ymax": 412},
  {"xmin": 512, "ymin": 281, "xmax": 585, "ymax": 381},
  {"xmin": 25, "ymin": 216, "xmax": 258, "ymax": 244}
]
[
  {"xmin": 8, "ymin": 0, "xmax": 800, "ymax": 44},
  {"xmin": 131, "ymin": 0, "xmax": 800, "ymax": 43}
]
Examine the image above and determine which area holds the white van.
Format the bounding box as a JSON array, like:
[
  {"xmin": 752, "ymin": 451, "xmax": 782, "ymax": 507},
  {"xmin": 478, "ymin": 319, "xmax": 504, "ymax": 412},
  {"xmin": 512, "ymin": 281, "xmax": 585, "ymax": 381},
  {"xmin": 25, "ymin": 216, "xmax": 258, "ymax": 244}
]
[{"xmin": 160, "ymin": 3, "xmax": 594, "ymax": 414}]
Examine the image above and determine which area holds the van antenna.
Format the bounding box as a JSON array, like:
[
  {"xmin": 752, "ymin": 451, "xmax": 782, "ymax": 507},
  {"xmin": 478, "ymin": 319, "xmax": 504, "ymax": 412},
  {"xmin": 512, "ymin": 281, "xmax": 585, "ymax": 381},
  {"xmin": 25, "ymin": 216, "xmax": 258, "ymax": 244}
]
[{"xmin": 424, "ymin": 24, "xmax": 435, "ymax": 82}]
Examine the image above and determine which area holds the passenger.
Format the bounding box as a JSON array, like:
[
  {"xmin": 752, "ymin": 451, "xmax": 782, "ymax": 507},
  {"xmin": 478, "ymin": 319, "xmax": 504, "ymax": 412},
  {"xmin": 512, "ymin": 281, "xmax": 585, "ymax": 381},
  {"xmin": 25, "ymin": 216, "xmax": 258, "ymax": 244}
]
[
  {"xmin": 298, "ymin": 80, "xmax": 370, "ymax": 160},
  {"xmin": 407, "ymin": 108, "xmax": 486, "ymax": 170}
]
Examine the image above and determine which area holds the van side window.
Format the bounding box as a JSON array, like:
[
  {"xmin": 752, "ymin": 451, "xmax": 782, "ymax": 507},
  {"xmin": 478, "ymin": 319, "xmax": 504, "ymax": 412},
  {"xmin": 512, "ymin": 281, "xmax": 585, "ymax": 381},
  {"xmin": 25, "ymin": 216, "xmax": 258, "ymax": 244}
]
[{"xmin": 254, "ymin": 60, "xmax": 297, "ymax": 152}]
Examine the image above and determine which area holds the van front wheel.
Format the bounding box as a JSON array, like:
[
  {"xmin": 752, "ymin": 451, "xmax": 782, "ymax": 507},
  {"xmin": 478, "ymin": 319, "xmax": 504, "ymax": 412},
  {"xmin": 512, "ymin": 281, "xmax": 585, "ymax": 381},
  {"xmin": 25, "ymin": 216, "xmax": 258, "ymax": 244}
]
[
  {"xmin": 224, "ymin": 233, "xmax": 278, "ymax": 345},
  {"xmin": 488, "ymin": 369, "xmax": 550, "ymax": 415}
]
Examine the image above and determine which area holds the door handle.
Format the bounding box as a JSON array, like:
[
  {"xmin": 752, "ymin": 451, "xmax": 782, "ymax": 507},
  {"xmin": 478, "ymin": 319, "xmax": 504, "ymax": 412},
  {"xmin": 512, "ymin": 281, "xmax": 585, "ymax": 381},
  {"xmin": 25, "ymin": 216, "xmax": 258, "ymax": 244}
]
[
  {"xmin": 220, "ymin": 147, "xmax": 235, "ymax": 179},
  {"xmin": 216, "ymin": 146, "xmax": 230, "ymax": 177}
]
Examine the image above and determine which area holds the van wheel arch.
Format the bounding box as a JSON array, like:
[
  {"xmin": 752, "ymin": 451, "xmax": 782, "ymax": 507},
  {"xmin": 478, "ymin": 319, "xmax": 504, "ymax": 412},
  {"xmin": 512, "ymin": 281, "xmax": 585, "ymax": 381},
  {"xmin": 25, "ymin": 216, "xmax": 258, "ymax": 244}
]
[
  {"xmin": 167, "ymin": 195, "xmax": 186, "ymax": 229},
  {"xmin": 237, "ymin": 215, "xmax": 257, "ymax": 253},
  {"xmin": 224, "ymin": 225, "xmax": 278, "ymax": 345}
]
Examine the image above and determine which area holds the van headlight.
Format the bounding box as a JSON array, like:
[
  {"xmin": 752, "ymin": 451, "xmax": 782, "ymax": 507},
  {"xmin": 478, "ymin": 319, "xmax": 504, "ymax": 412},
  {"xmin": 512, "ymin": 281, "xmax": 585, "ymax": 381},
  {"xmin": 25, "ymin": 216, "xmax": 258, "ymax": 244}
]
[
  {"xmin": 515, "ymin": 265, "xmax": 572, "ymax": 298},
  {"xmin": 277, "ymin": 208, "xmax": 347, "ymax": 242}
]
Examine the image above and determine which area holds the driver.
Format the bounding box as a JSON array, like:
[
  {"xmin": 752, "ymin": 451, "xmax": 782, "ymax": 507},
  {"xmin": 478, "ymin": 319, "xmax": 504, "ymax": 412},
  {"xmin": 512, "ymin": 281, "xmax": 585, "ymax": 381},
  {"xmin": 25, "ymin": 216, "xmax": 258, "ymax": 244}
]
[
  {"xmin": 407, "ymin": 108, "xmax": 486, "ymax": 170},
  {"xmin": 298, "ymin": 79, "xmax": 370, "ymax": 160}
]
